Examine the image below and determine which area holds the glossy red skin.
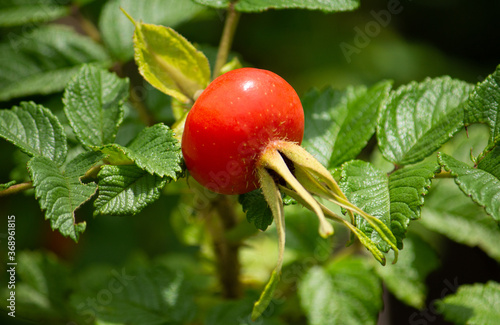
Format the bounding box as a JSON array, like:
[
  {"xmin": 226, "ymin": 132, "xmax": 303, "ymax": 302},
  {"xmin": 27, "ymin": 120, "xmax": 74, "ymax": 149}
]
[{"xmin": 182, "ymin": 68, "xmax": 304, "ymax": 195}]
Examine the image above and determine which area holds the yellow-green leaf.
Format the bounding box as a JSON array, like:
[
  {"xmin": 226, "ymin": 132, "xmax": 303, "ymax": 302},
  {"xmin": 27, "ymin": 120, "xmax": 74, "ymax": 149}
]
[{"xmin": 127, "ymin": 10, "xmax": 210, "ymax": 103}]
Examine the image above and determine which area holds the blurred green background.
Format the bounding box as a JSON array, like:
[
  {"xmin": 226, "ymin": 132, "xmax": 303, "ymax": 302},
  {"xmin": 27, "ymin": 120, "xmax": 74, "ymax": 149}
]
[{"xmin": 1, "ymin": 0, "xmax": 499, "ymax": 324}]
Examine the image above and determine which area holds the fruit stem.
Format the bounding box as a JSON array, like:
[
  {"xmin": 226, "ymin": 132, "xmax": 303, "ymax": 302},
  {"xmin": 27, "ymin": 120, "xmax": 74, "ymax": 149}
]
[{"xmin": 213, "ymin": 2, "xmax": 241, "ymax": 80}]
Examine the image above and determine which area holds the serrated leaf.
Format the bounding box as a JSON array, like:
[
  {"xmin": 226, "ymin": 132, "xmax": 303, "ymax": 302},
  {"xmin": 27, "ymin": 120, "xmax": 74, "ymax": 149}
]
[
  {"xmin": 239, "ymin": 189, "xmax": 274, "ymax": 231},
  {"xmin": 0, "ymin": 0, "xmax": 69, "ymax": 27},
  {"xmin": 0, "ymin": 25, "xmax": 110, "ymax": 101},
  {"xmin": 63, "ymin": 65, "xmax": 129, "ymax": 147},
  {"xmin": 299, "ymin": 257, "xmax": 382, "ymax": 325},
  {"xmin": 478, "ymin": 145, "xmax": 500, "ymax": 179},
  {"xmin": 389, "ymin": 161, "xmax": 440, "ymax": 248},
  {"xmin": 100, "ymin": 0, "xmax": 205, "ymax": 62},
  {"xmin": 421, "ymin": 178, "xmax": 500, "ymax": 262},
  {"xmin": 193, "ymin": 0, "xmax": 359, "ymax": 12},
  {"xmin": 341, "ymin": 160, "xmax": 392, "ymax": 252},
  {"xmin": 378, "ymin": 77, "xmax": 473, "ymax": 165},
  {"xmin": 94, "ymin": 165, "xmax": 167, "ymax": 216},
  {"xmin": 375, "ymin": 234, "xmax": 440, "ymax": 309},
  {"xmin": 436, "ymin": 281, "xmax": 500, "ymax": 325},
  {"xmin": 129, "ymin": 14, "xmax": 210, "ymax": 103},
  {"xmin": 302, "ymin": 81, "xmax": 392, "ymax": 168},
  {"xmin": 439, "ymin": 152, "xmax": 500, "ymax": 223},
  {"xmin": 28, "ymin": 151, "xmax": 103, "ymax": 241},
  {"xmin": 86, "ymin": 266, "xmax": 195, "ymax": 324},
  {"xmin": 0, "ymin": 102, "xmax": 67, "ymax": 165},
  {"xmin": 464, "ymin": 65, "xmax": 500, "ymax": 144},
  {"xmin": 95, "ymin": 123, "xmax": 183, "ymax": 178}
]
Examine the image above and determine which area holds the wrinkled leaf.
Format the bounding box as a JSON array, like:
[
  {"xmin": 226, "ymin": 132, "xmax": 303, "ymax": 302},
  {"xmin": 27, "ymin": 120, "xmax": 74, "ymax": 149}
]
[
  {"xmin": 439, "ymin": 152, "xmax": 500, "ymax": 223},
  {"xmin": 464, "ymin": 65, "xmax": 500, "ymax": 144},
  {"xmin": 302, "ymin": 81, "xmax": 392, "ymax": 168},
  {"xmin": 63, "ymin": 65, "xmax": 129, "ymax": 147},
  {"xmin": 28, "ymin": 152, "xmax": 103, "ymax": 241},
  {"xmin": 0, "ymin": 102, "xmax": 67, "ymax": 166},
  {"xmin": 94, "ymin": 165, "xmax": 168, "ymax": 216},
  {"xmin": 95, "ymin": 123, "xmax": 183, "ymax": 179},
  {"xmin": 378, "ymin": 76, "xmax": 473, "ymax": 165},
  {"xmin": 388, "ymin": 161, "xmax": 440, "ymax": 247},
  {"xmin": 239, "ymin": 189, "xmax": 274, "ymax": 231}
]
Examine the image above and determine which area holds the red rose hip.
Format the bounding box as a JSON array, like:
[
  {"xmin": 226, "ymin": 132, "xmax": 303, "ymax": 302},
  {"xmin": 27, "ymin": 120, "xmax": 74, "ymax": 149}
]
[{"xmin": 181, "ymin": 68, "xmax": 304, "ymax": 195}]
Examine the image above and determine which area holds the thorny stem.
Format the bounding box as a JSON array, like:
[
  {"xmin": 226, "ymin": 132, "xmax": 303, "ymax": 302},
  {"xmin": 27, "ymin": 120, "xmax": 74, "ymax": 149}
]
[{"xmin": 212, "ymin": 2, "xmax": 241, "ymax": 80}]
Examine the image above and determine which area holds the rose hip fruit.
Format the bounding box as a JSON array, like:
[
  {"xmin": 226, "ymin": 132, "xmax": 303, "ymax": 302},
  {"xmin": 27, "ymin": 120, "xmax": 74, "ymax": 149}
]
[{"xmin": 181, "ymin": 68, "xmax": 304, "ymax": 195}]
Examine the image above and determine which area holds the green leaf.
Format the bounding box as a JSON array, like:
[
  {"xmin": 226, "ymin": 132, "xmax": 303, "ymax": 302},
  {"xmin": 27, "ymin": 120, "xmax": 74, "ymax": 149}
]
[
  {"xmin": 436, "ymin": 281, "xmax": 500, "ymax": 325},
  {"xmin": 239, "ymin": 189, "xmax": 274, "ymax": 231},
  {"xmin": 0, "ymin": 0, "xmax": 69, "ymax": 27},
  {"xmin": 377, "ymin": 76, "xmax": 473, "ymax": 165},
  {"xmin": 193, "ymin": 0, "xmax": 360, "ymax": 12},
  {"xmin": 438, "ymin": 152, "xmax": 500, "ymax": 222},
  {"xmin": 477, "ymin": 145, "xmax": 500, "ymax": 179},
  {"xmin": 302, "ymin": 81, "xmax": 392, "ymax": 168},
  {"xmin": 464, "ymin": 65, "xmax": 500, "ymax": 144},
  {"xmin": 421, "ymin": 179, "xmax": 500, "ymax": 262},
  {"xmin": 63, "ymin": 65, "xmax": 129, "ymax": 147},
  {"xmin": 94, "ymin": 165, "xmax": 168, "ymax": 216},
  {"xmin": 340, "ymin": 160, "xmax": 392, "ymax": 252},
  {"xmin": 375, "ymin": 234, "xmax": 440, "ymax": 309},
  {"xmin": 128, "ymin": 13, "xmax": 211, "ymax": 103},
  {"xmin": 299, "ymin": 257, "xmax": 382, "ymax": 325},
  {"xmin": 0, "ymin": 25, "xmax": 110, "ymax": 102},
  {"xmin": 85, "ymin": 266, "xmax": 196, "ymax": 324},
  {"xmin": 11, "ymin": 251, "xmax": 71, "ymax": 321},
  {"xmin": 388, "ymin": 161, "xmax": 440, "ymax": 248},
  {"xmin": 0, "ymin": 180, "xmax": 16, "ymax": 190},
  {"xmin": 28, "ymin": 151, "xmax": 103, "ymax": 241},
  {"xmin": 100, "ymin": 0, "xmax": 205, "ymax": 62},
  {"xmin": 0, "ymin": 102, "xmax": 67, "ymax": 166},
  {"xmin": 95, "ymin": 123, "xmax": 183, "ymax": 179}
]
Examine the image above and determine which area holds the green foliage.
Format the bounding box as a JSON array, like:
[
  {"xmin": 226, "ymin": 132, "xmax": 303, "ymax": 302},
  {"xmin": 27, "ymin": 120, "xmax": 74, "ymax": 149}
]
[
  {"xmin": 193, "ymin": 0, "xmax": 360, "ymax": 12},
  {"xmin": 0, "ymin": 25, "xmax": 110, "ymax": 101},
  {"xmin": 465, "ymin": 65, "xmax": 500, "ymax": 144},
  {"xmin": 100, "ymin": 0, "xmax": 205, "ymax": 62},
  {"xmin": 299, "ymin": 257, "xmax": 382, "ymax": 325},
  {"xmin": 239, "ymin": 189, "xmax": 274, "ymax": 231},
  {"xmin": 128, "ymin": 12, "xmax": 211, "ymax": 103},
  {"xmin": 94, "ymin": 165, "xmax": 168, "ymax": 216},
  {"xmin": 0, "ymin": 102, "xmax": 67, "ymax": 165},
  {"xmin": 0, "ymin": 0, "xmax": 69, "ymax": 27},
  {"xmin": 1, "ymin": 1, "xmax": 499, "ymax": 324},
  {"xmin": 439, "ymin": 152, "xmax": 500, "ymax": 222},
  {"xmin": 302, "ymin": 80, "xmax": 392, "ymax": 168},
  {"xmin": 377, "ymin": 76, "xmax": 472, "ymax": 165},
  {"xmin": 437, "ymin": 281, "xmax": 500, "ymax": 325},
  {"xmin": 63, "ymin": 65, "xmax": 129, "ymax": 147},
  {"xmin": 28, "ymin": 152, "xmax": 103, "ymax": 241},
  {"xmin": 375, "ymin": 234, "xmax": 440, "ymax": 309}
]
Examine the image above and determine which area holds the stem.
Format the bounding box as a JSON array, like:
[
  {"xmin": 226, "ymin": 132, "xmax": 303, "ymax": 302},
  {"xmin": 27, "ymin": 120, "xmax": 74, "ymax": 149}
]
[
  {"xmin": 0, "ymin": 182, "xmax": 33, "ymax": 197},
  {"xmin": 210, "ymin": 195, "xmax": 242, "ymax": 299},
  {"xmin": 212, "ymin": 2, "xmax": 241, "ymax": 80}
]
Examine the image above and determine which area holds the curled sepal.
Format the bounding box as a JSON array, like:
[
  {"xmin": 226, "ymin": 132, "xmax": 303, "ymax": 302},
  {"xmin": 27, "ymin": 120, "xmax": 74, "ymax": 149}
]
[{"xmin": 251, "ymin": 270, "xmax": 280, "ymax": 321}]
